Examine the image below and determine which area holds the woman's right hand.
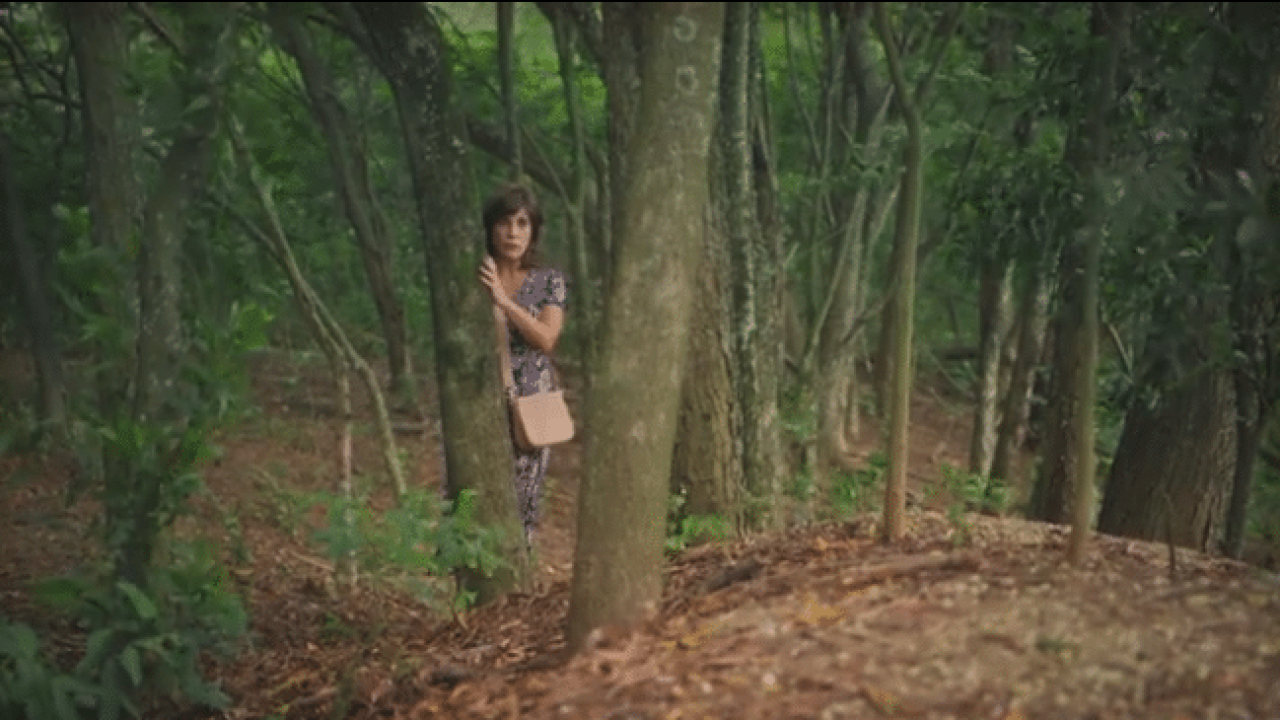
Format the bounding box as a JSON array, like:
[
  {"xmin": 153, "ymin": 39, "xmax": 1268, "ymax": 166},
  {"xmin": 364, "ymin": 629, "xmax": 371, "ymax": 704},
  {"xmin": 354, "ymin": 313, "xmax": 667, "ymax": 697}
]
[{"xmin": 478, "ymin": 255, "xmax": 503, "ymax": 306}]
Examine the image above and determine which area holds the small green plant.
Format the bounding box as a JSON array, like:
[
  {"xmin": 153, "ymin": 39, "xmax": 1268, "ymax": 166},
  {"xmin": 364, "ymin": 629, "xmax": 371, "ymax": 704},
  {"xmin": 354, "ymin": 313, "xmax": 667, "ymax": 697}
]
[
  {"xmin": 0, "ymin": 621, "xmax": 102, "ymax": 720},
  {"xmin": 23, "ymin": 540, "xmax": 246, "ymax": 719},
  {"xmin": 830, "ymin": 451, "xmax": 888, "ymax": 518},
  {"xmin": 938, "ymin": 462, "xmax": 1009, "ymax": 515},
  {"xmin": 664, "ymin": 490, "xmax": 733, "ymax": 554},
  {"xmin": 666, "ymin": 514, "xmax": 733, "ymax": 554},
  {"xmin": 307, "ymin": 488, "xmax": 507, "ymax": 610}
]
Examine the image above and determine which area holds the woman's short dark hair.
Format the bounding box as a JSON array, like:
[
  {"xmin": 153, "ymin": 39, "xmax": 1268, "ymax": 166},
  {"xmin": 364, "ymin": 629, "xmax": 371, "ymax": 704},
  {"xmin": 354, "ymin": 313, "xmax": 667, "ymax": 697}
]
[{"xmin": 482, "ymin": 183, "xmax": 544, "ymax": 268}]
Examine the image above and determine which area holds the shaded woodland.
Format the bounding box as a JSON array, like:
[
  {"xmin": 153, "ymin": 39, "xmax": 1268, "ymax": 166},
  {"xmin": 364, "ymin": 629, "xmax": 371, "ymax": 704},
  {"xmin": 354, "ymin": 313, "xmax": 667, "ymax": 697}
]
[{"xmin": 1, "ymin": 2, "xmax": 1279, "ymax": 718}]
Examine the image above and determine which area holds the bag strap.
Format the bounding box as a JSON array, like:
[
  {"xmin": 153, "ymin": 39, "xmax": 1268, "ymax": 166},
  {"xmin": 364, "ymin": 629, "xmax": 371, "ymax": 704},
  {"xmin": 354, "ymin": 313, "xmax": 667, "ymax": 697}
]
[{"xmin": 494, "ymin": 304, "xmax": 516, "ymax": 399}]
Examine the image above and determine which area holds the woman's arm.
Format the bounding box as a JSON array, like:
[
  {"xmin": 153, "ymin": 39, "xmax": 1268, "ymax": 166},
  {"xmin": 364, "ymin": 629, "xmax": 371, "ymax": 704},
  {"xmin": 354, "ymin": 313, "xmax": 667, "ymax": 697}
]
[{"xmin": 497, "ymin": 298, "xmax": 564, "ymax": 355}]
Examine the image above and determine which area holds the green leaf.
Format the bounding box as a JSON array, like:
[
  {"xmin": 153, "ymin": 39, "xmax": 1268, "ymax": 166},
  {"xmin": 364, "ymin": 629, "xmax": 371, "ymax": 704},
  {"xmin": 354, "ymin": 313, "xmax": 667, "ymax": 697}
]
[
  {"xmin": 30, "ymin": 576, "xmax": 90, "ymax": 613},
  {"xmin": 79, "ymin": 628, "xmax": 116, "ymax": 672},
  {"xmin": 117, "ymin": 581, "xmax": 158, "ymax": 621},
  {"xmin": 0, "ymin": 622, "xmax": 39, "ymax": 660},
  {"xmin": 120, "ymin": 646, "xmax": 143, "ymax": 687}
]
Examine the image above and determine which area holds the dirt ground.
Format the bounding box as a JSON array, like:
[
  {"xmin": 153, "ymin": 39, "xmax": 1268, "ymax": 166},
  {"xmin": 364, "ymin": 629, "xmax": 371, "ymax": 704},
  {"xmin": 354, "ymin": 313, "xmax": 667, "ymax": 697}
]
[{"xmin": 2, "ymin": 351, "xmax": 1279, "ymax": 720}]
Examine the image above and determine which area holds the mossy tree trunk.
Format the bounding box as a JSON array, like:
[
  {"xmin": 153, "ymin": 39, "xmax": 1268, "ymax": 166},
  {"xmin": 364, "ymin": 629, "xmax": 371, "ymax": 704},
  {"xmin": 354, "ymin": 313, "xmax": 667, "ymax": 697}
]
[
  {"xmin": 567, "ymin": 1, "xmax": 723, "ymax": 651},
  {"xmin": 354, "ymin": 2, "xmax": 529, "ymax": 603}
]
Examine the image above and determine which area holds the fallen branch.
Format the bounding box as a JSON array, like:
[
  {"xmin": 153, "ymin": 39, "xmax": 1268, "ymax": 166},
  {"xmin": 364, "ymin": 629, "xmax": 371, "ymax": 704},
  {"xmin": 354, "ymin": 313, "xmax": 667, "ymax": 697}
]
[
  {"xmin": 837, "ymin": 552, "xmax": 982, "ymax": 590},
  {"xmin": 766, "ymin": 551, "xmax": 982, "ymax": 595}
]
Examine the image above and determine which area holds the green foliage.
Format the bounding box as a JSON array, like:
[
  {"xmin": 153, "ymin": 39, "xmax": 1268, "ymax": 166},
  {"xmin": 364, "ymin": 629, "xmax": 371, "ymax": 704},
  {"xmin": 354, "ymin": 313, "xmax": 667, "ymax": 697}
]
[
  {"xmin": 8, "ymin": 541, "xmax": 247, "ymax": 720},
  {"xmin": 937, "ymin": 462, "xmax": 1009, "ymax": 515},
  {"xmin": 303, "ymin": 488, "xmax": 507, "ymax": 610},
  {"xmin": 829, "ymin": 451, "xmax": 888, "ymax": 518},
  {"xmin": 186, "ymin": 300, "xmax": 273, "ymax": 423},
  {"xmin": 0, "ymin": 621, "xmax": 102, "ymax": 720},
  {"xmin": 664, "ymin": 491, "xmax": 732, "ymax": 555},
  {"xmin": 1251, "ymin": 462, "xmax": 1280, "ymax": 545}
]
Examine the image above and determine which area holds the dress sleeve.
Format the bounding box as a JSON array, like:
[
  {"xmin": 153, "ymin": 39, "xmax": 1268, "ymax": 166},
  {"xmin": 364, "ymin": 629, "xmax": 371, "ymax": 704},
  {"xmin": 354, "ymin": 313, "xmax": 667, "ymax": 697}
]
[{"xmin": 542, "ymin": 268, "xmax": 568, "ymax": 311}]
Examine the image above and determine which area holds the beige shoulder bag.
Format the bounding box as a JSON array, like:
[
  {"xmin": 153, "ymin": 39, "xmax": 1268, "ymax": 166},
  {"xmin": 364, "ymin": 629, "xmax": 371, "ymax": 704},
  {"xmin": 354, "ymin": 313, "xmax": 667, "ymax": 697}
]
[{"xmin": 495, "ymin": 305, "xmax": 575, "ymax": 450}]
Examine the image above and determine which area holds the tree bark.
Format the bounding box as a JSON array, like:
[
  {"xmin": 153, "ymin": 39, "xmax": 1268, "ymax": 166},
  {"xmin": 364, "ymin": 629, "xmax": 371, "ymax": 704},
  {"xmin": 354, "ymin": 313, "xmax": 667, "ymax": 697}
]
[
  {"xmin": 968, "ymin": 263, "xmax": 1012, "ymax": 477},
  {"xmin": 498, "ymin": 1, "xmax": 522, "ymax": 180},
  {"xmin": 550, "ymin": 9, "xmax": 600, "ymax": 371},
  {"xmin": 990, "ymin": 268, "xmax": 1051, "ymax": 485},
  {"xmin": 873, "ymin": 2, "xmax": 924, "ymax": 543},
  {"xmin": 355, "ymin": 1, "xmax": 529, "ymax": 603},
  {"xmin": 1098, "ymin": 368, "xmax": 1237, "ymax": 551},
  {"xmin": 64, "ymin": 1, "xmax": 140, "ymax": 410},
  {"xmin": 1031, "ymin": 3, "xmax": 1126, "ymax": 565},
  {"xmin": 742, "ymin": 2, "xmax": 786, "ymax": 526},
  {"xmin": 670, "ymin": 212, "xmax": 737, "ymax": 521},
  {"xmin": 567, "ymin": 1, "xmax": 722, "ymax": 651}
]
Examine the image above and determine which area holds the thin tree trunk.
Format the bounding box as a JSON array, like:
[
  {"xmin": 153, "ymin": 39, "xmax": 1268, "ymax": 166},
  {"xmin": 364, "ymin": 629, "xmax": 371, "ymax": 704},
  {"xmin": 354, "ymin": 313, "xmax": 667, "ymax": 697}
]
[
  {"xmin": 268, "ymin": 7, "xmax": 416, "ymax": 409},
  {"xmin": 0, "ymin": 132, "xmax": 66, "ymax": 429},
  {"xmin": 1223, "ymin": 369, "xmax": 1265, "ymax": 559},
  {"xmin": 567, "ymin": 1, "xmax": 722, "ymax": 651},
  {"xmin": 990, "ymin": 269, "xmax": 1051, "ymax": 484},
  {"xmin": 499, "ymin": 1, "xmax": 522, "ymax": 180},
  {"xmin": 873, "ymin": 3, "xmax": 923, "ymax": 543},
  {"xmin": 550, "ymin": 9, "xmax": 599, "ymax": 372},
  {"xmin": 748, "ymin": 10, "xmax": 788, "ymax": 520},
  {"xmin": 969, "ymin": 262, "xmax": 1013, "ymax": 477},
  {"xmin": 226, "ymin": 123, "xmax": 409, "ymax": 501}
]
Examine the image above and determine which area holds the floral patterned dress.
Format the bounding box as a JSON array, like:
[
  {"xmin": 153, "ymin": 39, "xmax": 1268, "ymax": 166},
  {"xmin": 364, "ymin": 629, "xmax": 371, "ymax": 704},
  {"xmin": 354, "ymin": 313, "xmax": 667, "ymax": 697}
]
[{"xmin": 505, "ymin": 266, "xmax": 568, "ymax": 542}]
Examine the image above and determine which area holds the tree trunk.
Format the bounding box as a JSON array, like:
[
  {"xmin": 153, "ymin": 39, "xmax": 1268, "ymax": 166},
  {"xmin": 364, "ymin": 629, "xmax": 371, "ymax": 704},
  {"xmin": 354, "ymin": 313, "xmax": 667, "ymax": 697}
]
[
  {"xmin": 567, "ymin": 1, "xmax": 722, "ymax": 651},
  {"xmin": 498, "ymin": 1, "xmax": 522, "ymax": 180},
  {"xmin": 64, "ymin": 1, "xmax": 139, "ymax": 411},
  {"xmin": 968, "ymin": 257, "xmax": 1013, "ymax": 477},
  {"xmin": 1223, "ymin": 368, "xmax": 1266, "ymax": 558},
  {"xmin": 550, "ymin": 10, "xmax": 599, "ymax": 373},
  {"xmin": 1031, "ymin": 4, "xmax": 1126, "ymax": 563},
  {"xmin": 355, "ymin": 2, "xmax": 529, "ymax": 603},
  {"xmin": 723, "ymin": 1, "xmax": 782, "ymax": 528},
  {"xmin": 0, "ymin": 132, "xmax": 66, "ymax": 429},
  {"xmin": 747, "ymin": 10, "xmax": 788, "ymax": 522},
  {"xmin": 226, "ymin": 123, "xmax": 409, "ymax": 501},
  {"xmin": 873, "ymin": 3, "xmax": 924, "ymax": 543},
  {"xmin": 990, "ymin": 268, "xmax": 1051, "ymax": 485},
  {"xmin": 670, "ymin": 214, "xmax": 737, "ymax": 521},
  {"xmin": 268, "ymin": 6, "xmax": 415, "ymax": 408},
  {"xmin": 1098, "ymin": 368, "xmax": 1236, "ymax": 551}
]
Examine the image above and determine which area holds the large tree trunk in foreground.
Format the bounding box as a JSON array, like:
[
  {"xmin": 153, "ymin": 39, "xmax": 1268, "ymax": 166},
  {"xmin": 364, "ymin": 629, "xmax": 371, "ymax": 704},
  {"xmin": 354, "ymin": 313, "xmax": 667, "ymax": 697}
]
[
  {"xmin": 1098, "ymin": 368, "xmax": 1236, "ymax": 552},
  {"xmin": 356, "ymin": 2, "xmax": 528, "ymax": 603},
  {"xmin": 567, "ymin": 1, "xmax": 722, "ymax": 651}
]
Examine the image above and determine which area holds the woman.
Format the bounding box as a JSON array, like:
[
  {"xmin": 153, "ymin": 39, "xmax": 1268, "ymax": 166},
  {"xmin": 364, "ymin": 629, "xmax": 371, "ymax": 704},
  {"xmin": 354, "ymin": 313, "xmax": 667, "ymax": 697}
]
[{"xmin": 476, "ymin": 183, "xmax": 568, "ymax": 547}]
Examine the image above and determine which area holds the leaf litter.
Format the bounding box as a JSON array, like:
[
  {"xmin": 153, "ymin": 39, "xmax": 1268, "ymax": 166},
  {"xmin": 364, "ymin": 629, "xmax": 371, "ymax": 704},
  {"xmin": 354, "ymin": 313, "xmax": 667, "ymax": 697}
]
[{"xmin": 1, "ymin": 354, "xmax": 1278, "ymax": 719}]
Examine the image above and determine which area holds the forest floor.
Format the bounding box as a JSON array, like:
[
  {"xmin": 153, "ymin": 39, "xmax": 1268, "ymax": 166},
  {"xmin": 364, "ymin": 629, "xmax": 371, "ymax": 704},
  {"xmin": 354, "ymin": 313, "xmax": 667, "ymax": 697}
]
[{"xmin": 2, "ymin": 349, "xmax": 1280, "ymax": 720}]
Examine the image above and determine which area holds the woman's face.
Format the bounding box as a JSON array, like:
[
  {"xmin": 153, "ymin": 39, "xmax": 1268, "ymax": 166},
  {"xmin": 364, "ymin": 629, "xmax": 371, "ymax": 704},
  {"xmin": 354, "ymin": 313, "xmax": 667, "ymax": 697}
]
[{"xmin": 492, "ymin": 208, "xmax": 533, "ymax": 264}]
